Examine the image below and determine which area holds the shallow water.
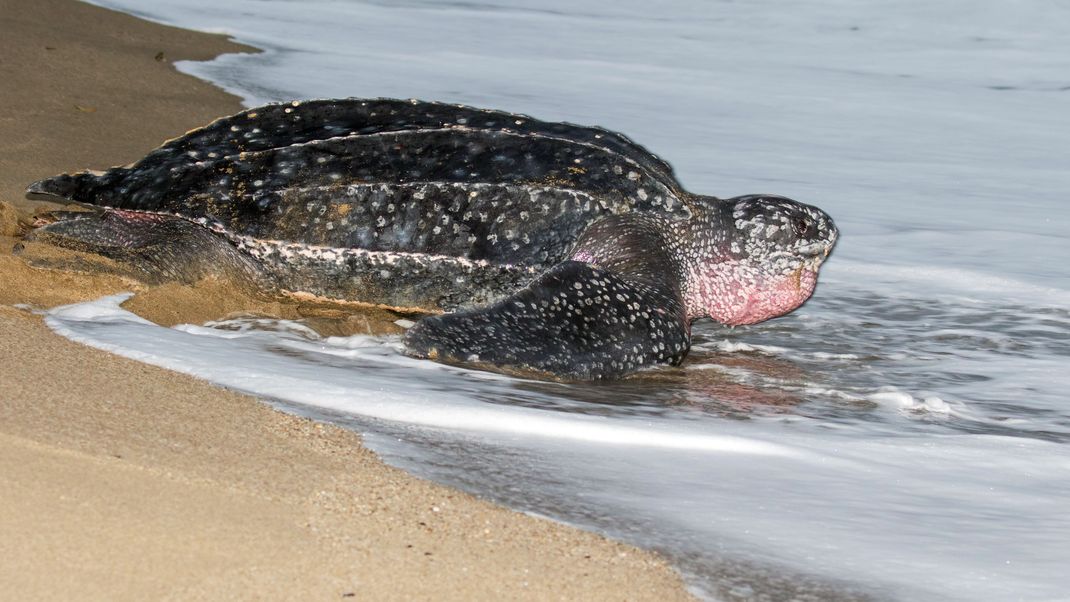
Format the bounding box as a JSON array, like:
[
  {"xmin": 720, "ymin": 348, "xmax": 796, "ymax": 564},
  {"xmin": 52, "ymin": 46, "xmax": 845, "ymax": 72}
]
[
  {"xmin": 67, "ymin": 1, "xmax": 1070, "ymax": 599},
  {"xmin": 47, "ymin": 295, "xmax": 1070, "ymax": 601}
]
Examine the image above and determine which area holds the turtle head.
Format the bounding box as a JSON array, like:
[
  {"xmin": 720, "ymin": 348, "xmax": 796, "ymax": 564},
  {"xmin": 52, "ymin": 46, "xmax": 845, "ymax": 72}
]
[{"xmin": 678, "ymin": 194, "xmax": 838, "ymax": 325}]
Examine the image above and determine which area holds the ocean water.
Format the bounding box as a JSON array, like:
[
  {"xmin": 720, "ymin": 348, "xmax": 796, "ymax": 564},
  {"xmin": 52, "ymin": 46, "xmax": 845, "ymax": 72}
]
[{"xmin": 58, "ymin": 1, "xmax": 1070, "ymax": 600}]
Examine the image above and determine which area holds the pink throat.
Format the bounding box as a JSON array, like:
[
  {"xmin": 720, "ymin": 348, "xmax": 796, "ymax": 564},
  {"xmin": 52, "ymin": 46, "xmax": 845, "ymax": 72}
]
[{"xmin": 685, "ymin": 263, "xmax": 818, "ymax": 325}]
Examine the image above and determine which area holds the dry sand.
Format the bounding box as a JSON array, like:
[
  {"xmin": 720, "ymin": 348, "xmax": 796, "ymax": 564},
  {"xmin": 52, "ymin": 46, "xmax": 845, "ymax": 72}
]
[{"xmin": 0, "ymin": 1, "xmax": 695, "ymax": 599}]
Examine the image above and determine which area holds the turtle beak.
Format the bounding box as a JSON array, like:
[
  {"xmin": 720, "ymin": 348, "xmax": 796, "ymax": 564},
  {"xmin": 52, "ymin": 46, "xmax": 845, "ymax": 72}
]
[
  {"xmin": 798, "ymin": 240, "xmax": 833, "ymax": 271},
  {"xmin": 797, "ymin": 241, "xmax": 826, "ymax": 258}
]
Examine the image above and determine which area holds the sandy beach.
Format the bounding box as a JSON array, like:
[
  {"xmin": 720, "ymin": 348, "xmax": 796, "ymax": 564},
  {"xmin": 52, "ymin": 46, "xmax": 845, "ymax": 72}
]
[{"xmin": 0, "ymin": 1, "xmax": 693, "ymax": 599}]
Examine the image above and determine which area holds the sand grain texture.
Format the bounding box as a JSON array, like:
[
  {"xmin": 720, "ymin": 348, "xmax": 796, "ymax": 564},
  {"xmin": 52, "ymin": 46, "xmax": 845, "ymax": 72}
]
[{"xmin": 0, "ymin": 1, "xmax": 694, "ymax": 600}]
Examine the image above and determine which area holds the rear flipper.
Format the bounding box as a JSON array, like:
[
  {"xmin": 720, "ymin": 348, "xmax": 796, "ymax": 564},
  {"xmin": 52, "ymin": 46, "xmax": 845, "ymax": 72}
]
[
  {"xmin": 24, "ymin": 209, "xmax": 267, "ymax": 287},
  {"xmin": 402, "ymin": 261, "xmax": 690, "ymax": 380}
]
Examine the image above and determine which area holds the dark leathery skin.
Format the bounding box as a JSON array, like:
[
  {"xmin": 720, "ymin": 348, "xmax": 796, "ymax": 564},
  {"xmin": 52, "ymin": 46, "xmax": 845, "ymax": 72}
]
[
  {"xmin": 34, "ymin": 128, "xmax": 688, "ymax": 227},
  {"xmin": 134, "ymin": 98, "xmax": 680, "ymax": 191},
  {"xmin": 234, "ymin": 181, "xmax": 641, "ymax": 268},
  {"xmin": 24, "ymin": 98, "xmax": 839, "ymax": 379},
  {"xmin": 403, "ymin": 260, "xmax": 690, "ymax": 380},
  {"xmin": 28, "ymin": 210, "xmax": 267, "ymax": 287}
]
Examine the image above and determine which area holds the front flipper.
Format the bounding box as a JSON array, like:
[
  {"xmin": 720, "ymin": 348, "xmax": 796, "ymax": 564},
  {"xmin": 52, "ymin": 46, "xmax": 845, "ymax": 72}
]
[{"xmin": 402, "ymin": 261, "xmax": 690, "ymax": 380}]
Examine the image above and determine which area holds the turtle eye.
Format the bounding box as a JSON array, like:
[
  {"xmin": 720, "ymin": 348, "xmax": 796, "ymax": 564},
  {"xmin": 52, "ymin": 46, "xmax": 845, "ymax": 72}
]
[{"xmin": 793, "ymin": 217, "xmax": 812, "ymax": 238}]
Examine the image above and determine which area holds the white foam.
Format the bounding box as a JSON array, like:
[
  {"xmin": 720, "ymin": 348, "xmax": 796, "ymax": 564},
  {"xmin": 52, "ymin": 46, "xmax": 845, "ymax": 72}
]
[
  {"xmin": 46, "ymin": 296, "xmax": 797, "ymax": 456},
  {"xmin": 701, "ymin": 339, "xmax": 789, "ymax": 355},
  {"xmin": 810, "ymin": 351, "xmax": 860, "ymax": 361},
  {"xmin": 48, "ymin": 293, "xmax": 151, "ymax": 323},
  {"xmin": 868, "ymin": 389, "xmax": 950, "ymax": 414}
]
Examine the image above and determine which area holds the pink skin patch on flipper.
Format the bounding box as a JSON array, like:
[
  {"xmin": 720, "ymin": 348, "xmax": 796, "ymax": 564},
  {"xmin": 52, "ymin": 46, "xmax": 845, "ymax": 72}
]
[{"xmin": 571, "ymin": 250, "xmax": 597, "ymax": 264}]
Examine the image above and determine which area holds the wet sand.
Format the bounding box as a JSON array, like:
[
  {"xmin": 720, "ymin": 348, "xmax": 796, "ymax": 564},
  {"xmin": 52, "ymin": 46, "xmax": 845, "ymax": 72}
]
[{"xmin": 0, "ymin": 1, "xmax": 694, "ymax": 599}]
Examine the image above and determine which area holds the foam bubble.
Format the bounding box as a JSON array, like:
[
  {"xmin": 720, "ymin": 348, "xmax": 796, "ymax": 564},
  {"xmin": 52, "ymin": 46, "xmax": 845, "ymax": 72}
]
[
  {"xmin": 702, "ymin": 339, "xmax": 788, "ymax": 355},
  {"xmin": 868, "ymin": 388, "xmax": 951, "ymax": 414}
]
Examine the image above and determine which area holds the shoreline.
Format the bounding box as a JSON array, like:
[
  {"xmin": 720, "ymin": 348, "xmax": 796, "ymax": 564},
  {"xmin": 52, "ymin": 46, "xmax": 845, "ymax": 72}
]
[{"xmin": 0, "ymin": 1, "xmax": 694, "ymax": 599}]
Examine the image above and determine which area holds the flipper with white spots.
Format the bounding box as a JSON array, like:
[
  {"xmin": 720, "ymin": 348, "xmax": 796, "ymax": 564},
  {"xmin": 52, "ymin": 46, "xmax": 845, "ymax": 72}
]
[{"xmin": 403, "ymin": 260, "xmax": 690, "ymax": 380}]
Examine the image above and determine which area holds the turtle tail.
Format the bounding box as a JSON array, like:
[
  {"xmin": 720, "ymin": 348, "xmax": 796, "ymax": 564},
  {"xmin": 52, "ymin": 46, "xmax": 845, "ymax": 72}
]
[{"xmin": 26, "ymin": 170, "xmax": 116, "ymax": 205}]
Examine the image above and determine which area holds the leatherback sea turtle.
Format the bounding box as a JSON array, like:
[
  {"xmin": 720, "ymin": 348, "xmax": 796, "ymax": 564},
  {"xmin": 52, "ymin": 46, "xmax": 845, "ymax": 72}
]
[{"xmin": 26, "ymin": 98, "xmax": 838, "ymax": 379}]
